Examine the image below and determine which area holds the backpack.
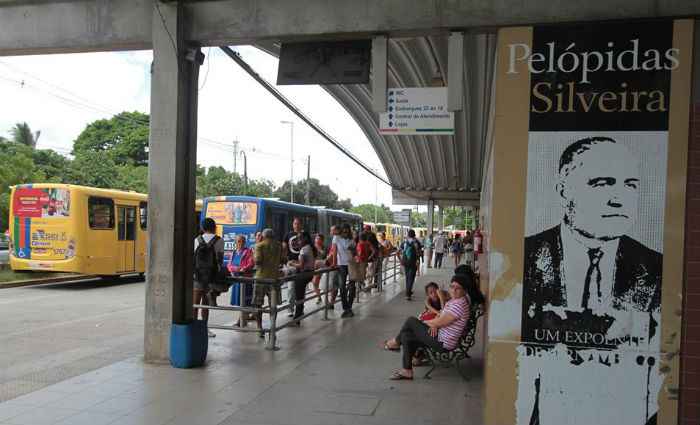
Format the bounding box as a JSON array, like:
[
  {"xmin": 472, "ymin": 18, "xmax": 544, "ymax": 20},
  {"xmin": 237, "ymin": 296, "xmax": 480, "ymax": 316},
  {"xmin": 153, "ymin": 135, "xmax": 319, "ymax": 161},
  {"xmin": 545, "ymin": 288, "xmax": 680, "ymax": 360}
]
[
  {"xmin": 194, "ymin": 235, "xmax": 229, "ymax": 291},
  {"xmin": 401, "ymin": 240, "xmax": 419, "ymax": 268}
]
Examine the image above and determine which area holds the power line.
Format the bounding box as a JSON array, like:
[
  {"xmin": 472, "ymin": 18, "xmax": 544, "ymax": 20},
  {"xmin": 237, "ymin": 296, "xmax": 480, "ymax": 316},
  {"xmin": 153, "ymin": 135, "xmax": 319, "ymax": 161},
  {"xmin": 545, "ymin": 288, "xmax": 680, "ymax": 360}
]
[{"xmin": 219, "ymin": 46, "xmax": 391, "ymax": 187}]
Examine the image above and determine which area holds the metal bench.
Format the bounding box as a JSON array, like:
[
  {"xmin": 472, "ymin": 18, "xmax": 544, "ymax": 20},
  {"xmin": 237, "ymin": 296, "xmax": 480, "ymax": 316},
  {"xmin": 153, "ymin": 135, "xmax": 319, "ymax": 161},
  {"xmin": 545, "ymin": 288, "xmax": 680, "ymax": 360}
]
[{"xmin": 422, "ymin": 302, "xmax": 484, "ymax": 380}]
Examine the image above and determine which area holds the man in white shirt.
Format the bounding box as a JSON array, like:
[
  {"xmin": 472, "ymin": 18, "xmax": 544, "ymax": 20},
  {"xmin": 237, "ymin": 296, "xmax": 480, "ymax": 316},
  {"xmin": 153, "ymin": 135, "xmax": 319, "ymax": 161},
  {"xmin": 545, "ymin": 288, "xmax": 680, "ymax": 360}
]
[{"xmin": 433, "ymin": 232, "xmax": 447, "ymax": 268}]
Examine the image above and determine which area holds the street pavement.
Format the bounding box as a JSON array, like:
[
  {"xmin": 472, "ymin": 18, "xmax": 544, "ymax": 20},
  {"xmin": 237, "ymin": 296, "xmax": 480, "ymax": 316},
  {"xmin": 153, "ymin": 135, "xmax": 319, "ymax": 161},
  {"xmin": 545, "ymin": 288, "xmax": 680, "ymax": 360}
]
[
  {"xmin": 0, "ymin": 278, "xmax": 146, "ymax": 401},
  {"xmin": 0, "ymin": 277, "xmax": 253, "ymax": 402},
  {"xmin": 0, "ymin": 266, "xmax": 482, "ymax": 425}
]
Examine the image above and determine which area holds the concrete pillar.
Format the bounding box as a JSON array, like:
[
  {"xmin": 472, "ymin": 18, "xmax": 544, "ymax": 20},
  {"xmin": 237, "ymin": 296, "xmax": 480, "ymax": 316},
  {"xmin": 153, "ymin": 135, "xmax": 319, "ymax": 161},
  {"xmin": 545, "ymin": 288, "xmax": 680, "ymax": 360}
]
[
  {"xmin": 425, "ymin": 200, "xmax": 434, "ymax": 268},
  {"xmin": 437, "ymin": 206, "xmax": 444, "ymax": 232},
  {"xmin": 144, "ymin": 1, "xmax": 202, "ymax": 363},
  {"xmin": 371, "ymin": 36, "xmax": 387, "ymax": 113}
]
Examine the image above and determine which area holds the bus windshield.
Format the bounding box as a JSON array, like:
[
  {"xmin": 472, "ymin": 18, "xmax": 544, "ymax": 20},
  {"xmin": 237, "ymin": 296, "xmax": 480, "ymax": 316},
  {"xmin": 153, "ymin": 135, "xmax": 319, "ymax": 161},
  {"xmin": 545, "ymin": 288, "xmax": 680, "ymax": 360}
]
[
  {"xmin": 13, "ymin": 187, "xmax": 71, "ymax": 218},
  {"xmin": 205, "ymin": 201, "xmax": 258, "ymax": 225}
]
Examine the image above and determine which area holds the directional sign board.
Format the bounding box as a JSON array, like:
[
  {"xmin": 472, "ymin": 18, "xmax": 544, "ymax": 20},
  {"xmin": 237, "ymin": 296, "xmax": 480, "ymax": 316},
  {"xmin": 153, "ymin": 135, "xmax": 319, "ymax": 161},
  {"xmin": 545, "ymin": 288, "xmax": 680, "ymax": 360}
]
[
  {"xmin": 379, "ymin": 88, "xmax": 454, "ymax": 135},
  {"xmin": 393, "ymin": 209, "xmax": 411, "ymax": 225}
]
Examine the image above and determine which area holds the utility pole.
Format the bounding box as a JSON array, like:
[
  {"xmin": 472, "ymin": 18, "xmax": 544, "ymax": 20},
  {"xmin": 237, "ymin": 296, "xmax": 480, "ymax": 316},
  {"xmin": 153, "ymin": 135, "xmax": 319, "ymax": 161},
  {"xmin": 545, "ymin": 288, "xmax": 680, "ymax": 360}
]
[
  {"xmin": 305, "ymin": 155, "xmax": 311, "ymax": 205},
  {"xmin": 240, "ymin": 150, "xmax": 248, "ymax": 195},
  {"xmin": 232, "ymin": 139, "xmax": 239, "ymax": 173},
  {"xmin": 374, "ymin": 171, "xmax": 378, "ymax": 223},
  {"xmin": 280, "ymin": 121, "xmax": 294, "ymax": 203}
]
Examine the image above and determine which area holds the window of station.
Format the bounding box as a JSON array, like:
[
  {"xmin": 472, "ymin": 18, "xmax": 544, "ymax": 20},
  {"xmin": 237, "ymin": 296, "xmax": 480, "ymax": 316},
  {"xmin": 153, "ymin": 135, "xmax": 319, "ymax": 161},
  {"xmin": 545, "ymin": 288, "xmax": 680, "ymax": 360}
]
[{"xmin": 88, "ymin": 197, "xmax": 114, "ymax": 230}]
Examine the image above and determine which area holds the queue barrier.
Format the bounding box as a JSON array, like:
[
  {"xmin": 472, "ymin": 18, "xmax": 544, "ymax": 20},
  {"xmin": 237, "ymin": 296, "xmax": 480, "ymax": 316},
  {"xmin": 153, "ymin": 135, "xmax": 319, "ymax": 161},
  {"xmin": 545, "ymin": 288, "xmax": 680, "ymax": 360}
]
[{"xmin": 194, "ymin": 251, "xmax": 402, "ymax": 351}]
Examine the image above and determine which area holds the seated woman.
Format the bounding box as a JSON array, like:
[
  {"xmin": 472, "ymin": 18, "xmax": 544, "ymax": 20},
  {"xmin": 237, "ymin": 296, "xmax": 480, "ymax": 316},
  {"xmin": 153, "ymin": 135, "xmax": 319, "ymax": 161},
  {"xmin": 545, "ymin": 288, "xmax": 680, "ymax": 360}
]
[{"xmin": 383, "ymin": 273, "xmax": 485, "ymax": 380}]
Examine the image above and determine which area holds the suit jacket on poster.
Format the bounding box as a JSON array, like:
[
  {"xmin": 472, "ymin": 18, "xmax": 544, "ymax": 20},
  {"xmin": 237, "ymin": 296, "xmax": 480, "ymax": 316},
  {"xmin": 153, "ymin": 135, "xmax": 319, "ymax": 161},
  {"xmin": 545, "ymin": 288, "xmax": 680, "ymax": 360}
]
[{"xmin": 521, "ymin": 225, "xmax": 662, "ymax": 348}]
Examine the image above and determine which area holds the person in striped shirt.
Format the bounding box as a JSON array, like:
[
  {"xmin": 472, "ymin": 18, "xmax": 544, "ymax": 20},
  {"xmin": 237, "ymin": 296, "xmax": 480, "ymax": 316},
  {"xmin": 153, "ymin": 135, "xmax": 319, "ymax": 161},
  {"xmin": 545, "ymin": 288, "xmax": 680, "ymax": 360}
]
[{"xmin": 383, "ymin": 273, "xmax": 484, "ymax": 380}]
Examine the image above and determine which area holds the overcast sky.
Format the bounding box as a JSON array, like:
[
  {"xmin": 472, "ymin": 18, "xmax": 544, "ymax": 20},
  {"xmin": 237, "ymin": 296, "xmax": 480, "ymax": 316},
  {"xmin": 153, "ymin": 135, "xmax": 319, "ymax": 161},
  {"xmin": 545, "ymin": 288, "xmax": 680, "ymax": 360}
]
[{"xmin": 0, "ymin": 46, "xmax": 397, "ymax": 208}]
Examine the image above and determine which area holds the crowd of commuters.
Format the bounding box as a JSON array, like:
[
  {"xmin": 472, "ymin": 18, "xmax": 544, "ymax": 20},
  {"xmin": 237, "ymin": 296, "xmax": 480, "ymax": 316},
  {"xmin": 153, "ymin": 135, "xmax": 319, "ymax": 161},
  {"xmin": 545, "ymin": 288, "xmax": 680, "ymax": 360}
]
[
  {"xmin": 192, "ymin": 217, "xmax": 399, "ymax": 335},
  {"xmin": 192, "ymin": 215, "xmax": 481, "ymax": 350}
]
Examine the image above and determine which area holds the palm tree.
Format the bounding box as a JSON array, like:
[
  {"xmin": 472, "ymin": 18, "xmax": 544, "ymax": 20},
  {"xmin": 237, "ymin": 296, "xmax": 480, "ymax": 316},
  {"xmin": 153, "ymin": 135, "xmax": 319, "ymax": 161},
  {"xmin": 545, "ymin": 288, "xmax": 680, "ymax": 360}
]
[{"xmin": 11, "ymin": 122, "xmax": 40, "ymax": 149}]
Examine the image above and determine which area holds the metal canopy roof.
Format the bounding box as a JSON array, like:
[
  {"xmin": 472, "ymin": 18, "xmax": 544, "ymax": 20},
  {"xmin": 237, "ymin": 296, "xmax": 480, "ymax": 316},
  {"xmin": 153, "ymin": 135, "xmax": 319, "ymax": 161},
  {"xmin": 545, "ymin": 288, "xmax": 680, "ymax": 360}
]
[{"xmin": 255, "ymin": 33, "xmax": 496, "ymax": 206}]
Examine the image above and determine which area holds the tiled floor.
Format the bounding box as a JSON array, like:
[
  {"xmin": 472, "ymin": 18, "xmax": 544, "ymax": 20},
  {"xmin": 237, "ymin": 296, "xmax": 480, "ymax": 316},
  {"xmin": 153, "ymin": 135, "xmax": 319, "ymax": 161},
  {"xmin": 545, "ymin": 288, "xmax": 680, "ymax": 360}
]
[{"xmin": 0, "ymin": 266, "xmax": 484, "ymax": 425}]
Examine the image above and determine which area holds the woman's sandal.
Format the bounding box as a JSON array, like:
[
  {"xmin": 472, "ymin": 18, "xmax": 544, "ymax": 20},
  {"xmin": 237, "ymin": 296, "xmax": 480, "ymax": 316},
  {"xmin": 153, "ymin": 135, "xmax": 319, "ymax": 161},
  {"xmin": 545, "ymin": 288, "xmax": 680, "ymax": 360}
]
[
  {"xmin": 389, "ymin": 371, "xmax": 413, "ymax": 380},
  {"xmin": 383, "ymin": 340, "xmax": 400, "ymax": 352}
]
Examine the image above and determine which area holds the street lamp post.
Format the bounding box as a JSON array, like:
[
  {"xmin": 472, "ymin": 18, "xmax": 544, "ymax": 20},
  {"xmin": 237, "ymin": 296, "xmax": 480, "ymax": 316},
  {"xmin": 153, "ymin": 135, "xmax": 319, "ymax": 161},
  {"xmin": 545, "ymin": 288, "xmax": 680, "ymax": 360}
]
[
  {"xmin": 239, "ymin": 150, "xmax": 248, "ymax": 195},
  {"xmin": 280, "ymin": 120, "xmax": 294, "ymax": 203}
]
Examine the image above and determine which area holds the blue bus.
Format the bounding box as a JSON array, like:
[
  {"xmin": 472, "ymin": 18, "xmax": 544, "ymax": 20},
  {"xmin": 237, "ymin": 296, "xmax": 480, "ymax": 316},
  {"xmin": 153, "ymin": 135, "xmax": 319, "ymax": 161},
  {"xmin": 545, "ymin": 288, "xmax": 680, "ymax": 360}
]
[
  {"xmin": 202, "ymin": 196, "xmax": 318, "ymax": 265},
  {"xmin": 200, "ymin": 196, "xmax": 363, "ymax": 266}
]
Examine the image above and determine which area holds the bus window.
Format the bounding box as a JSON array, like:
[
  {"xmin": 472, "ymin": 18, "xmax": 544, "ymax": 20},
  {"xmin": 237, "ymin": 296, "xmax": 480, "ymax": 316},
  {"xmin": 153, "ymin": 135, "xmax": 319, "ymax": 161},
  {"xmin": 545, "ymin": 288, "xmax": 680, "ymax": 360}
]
[
  {"xmin": 88, "ymin": 197, "xmax": 114, "ymax": 230},
  {"xmin": 125, "ymin": 207, "xmax": 136, "ymax": 240},
  {"xmin": 139, "ymin": 202, "xmax": 147, "ymax": 230},
  {"xmin": 271, "ymin": 212, "xmax": 286, "ymax": 240},
  {"xmin": 305, "ymin": 215, "xmax": 318, "ymax": 234}
]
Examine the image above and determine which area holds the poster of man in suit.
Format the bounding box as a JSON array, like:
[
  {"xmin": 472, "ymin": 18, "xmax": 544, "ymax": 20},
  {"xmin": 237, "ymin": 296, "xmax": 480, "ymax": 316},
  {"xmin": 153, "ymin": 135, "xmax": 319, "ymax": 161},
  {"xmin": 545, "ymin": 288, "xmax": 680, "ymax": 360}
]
[
  {"xmin": 521, "ymin": 135, "xmax": 663, "ymax": 349},
  {"xmin": 512, "ymin": 19, "xmax": 682, "ymax": 425}
]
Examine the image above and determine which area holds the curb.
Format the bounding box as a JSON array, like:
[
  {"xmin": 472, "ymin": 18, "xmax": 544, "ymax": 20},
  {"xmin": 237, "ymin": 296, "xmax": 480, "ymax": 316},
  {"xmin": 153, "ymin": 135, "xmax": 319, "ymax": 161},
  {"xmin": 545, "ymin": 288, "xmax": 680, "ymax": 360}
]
[{"xmin": 0, "ymin": 274, "xmax": 99, "ymax": 289}]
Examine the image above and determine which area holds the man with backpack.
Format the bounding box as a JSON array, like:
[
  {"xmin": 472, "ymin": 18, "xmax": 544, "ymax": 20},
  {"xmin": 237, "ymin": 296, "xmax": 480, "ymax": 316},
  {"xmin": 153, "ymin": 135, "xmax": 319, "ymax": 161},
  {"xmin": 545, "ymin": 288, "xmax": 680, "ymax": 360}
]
[
  {"xmin": 397, "ymin": 229, "xmax": 422, "ymax": 301},
  {"xmin": 193, "ymin": 217, "xmax": 226, "ymax": 338}
]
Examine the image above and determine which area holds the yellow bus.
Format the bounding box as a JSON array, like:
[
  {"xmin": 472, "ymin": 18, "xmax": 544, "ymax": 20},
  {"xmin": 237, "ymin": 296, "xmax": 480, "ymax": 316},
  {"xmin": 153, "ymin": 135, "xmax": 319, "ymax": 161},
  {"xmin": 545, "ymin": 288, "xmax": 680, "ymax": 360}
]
[
  {"xmin": 8, "ymin": 184, "xmax": 202, "ymax": 275},
  {"xmin": 376, "ymin": 223, "xmax": 402, "ymax": 246}
]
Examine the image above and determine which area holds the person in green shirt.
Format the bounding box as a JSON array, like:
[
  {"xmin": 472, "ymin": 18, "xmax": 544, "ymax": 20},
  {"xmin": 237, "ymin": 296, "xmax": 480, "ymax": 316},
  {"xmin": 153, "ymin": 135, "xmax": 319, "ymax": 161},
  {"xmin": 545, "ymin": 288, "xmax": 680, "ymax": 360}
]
[{"xmin": 253, "ymin": 228, "xmax": 282, "ymax": 336}]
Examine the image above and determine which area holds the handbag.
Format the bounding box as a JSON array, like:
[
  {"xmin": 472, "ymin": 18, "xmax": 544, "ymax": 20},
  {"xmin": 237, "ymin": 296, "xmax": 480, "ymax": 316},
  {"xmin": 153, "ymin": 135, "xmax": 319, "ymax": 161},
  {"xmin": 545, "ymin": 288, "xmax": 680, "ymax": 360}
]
[{"xmin": 419, "ymin": 310, "xmax": 437, "ymax": 321}]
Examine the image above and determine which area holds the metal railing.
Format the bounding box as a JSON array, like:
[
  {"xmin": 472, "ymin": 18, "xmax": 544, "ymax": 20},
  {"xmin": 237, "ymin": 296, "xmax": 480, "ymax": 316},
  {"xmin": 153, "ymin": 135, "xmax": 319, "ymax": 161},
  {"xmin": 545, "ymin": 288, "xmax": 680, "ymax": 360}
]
[{"xmin": 194, "ymin": 251, "xmax": 401, "ymax": 351}]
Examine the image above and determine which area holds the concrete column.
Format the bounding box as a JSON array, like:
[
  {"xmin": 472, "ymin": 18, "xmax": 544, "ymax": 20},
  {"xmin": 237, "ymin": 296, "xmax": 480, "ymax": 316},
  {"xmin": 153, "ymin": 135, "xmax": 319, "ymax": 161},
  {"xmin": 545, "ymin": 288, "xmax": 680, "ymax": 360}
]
[
  {"xmin": 425, "ymin": 200, "xmax": 435, "ymax": 268},
  {"xmin": 437, "ymin": 206, "xmax": 444, "ymax": 232},
  {"xmin": 371, "ymin": 36, "xmax": 387, "ymax": 113},
  {"xmin": 144, "ymin": 1, "xmax": 202, "ymax": 363}
]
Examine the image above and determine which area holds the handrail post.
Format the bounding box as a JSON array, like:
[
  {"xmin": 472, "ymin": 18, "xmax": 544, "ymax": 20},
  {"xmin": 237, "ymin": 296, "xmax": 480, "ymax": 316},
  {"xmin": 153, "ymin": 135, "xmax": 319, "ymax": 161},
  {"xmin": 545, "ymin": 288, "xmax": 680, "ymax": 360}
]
[
  {"xmin": 393, "ymin": 254, "xmax": 398, "ymax": 283},
  {"xmin": 322, "ymin": 271, "xmax": 329, "ymax": 321},
  {"xmin": 267, "ymin": 283, "xmax": 280, "ymax": 351},
  {"xmin": 239, "ymin": 281, "xmax": 247, "ymax": 328}
]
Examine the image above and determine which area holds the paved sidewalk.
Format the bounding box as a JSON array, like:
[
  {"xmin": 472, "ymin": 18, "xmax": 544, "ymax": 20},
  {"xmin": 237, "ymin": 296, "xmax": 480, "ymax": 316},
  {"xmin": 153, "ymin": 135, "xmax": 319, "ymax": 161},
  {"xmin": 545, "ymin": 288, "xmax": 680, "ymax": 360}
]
[{"xmin": 0, "ymin": 266, "xmax": 483, "ymax": 425}]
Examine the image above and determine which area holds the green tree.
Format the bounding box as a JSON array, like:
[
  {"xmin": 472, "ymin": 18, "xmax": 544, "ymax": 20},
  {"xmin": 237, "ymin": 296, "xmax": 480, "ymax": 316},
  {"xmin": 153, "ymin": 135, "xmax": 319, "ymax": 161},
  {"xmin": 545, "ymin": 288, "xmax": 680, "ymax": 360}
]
[
  {"xmin": 114, "ymin": 164, "xmax": 148, "ymax": 193},
  {"xmin": 444, "ymin": 207, "xmax": 466, "ymax": 228},
  {"xmin": 67, "ymin": 150, "xmax": 117, "ymax": 188},
  {"xmin": 0, "ymin": 140, "xmax": 45, "ymax": 231},
  {"xmin": 72, "ymin": 111, "xmax": 149, "ymax": 166},
  {"xmin": 274, "ymin": 178, "xmax": 352, "ymax": 209},
  {"xmin": 33, "ymin": 149, "xmax": 71, "ymax": 182},
  {"xmin": 410, "ymin": 211, "xmax": 426, "ymax": 227},
  {"xmin": 11, "ymin": 122, "xmax": 40, "ymax": 149},
  {"xmin": 349, "ymin": 204, "xmax": 394, "ymax": 223},
  {"xmin": 196, "ymin": 166, "xmax": 275, "ymax": 199}
]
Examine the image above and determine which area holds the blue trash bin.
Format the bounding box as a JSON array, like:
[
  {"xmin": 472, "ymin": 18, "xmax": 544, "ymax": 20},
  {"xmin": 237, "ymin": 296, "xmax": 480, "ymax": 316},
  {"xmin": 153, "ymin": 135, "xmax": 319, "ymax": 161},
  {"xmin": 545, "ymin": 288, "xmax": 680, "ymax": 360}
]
[{"xmin": 170, "ymin": 319, "xmax": 208, "ymax": 368}]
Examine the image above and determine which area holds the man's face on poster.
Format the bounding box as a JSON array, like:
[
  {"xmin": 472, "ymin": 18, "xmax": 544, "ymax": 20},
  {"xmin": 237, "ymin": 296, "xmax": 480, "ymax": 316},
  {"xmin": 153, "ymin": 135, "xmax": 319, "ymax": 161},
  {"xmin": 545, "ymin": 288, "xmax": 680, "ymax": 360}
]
[{"xmin": 559, "ymin": 142, "xmax": 640, "ymax": 241}]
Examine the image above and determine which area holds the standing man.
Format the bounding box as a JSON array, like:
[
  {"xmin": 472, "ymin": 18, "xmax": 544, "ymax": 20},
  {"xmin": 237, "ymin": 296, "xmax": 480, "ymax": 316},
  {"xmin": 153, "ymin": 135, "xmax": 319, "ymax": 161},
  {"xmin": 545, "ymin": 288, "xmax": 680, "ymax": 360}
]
[
  {"xmin": 326, "ymin": 225, "xmax": 339, "ymax": 309},
  {"xmin": 283, "ymin": 217, "xmax": 304, "ymax": 317},
  {"xmin": 193, "ymin": 217, "xmax": 225, "ymax": 338},
  {"xmin": 365, "ymin": 225, "xmax": 381, "ymax": 290},
  {"xmin": 253, "ymin": 228, "xmax": 282, "ymax": 338},
  {"xmin": 332, "ymin": 224, "xmax": 355, "ymax": 317},
  {"xmin": 433, "ymin": 231, "xmax": 447, "ymax": 268},
  {"xmin": 397, "ymin": 229, "xmax": 422, "ymax": 301}
]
